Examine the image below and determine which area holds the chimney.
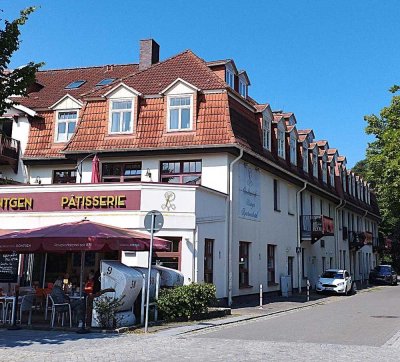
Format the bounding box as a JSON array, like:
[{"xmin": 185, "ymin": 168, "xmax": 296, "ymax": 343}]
[{"xmin": 139, "ymin": 39, "xmax": 160, "ymax": 71}]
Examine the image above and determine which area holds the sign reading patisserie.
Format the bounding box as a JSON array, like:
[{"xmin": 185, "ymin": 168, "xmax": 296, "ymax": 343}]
[{"xmin": 0, "ymin": 190, "xmax": 140, "ymax": 212}]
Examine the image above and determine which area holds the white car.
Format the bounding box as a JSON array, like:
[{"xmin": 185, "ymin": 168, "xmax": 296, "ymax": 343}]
[{"xmin": 316, "ymin": 269, "xmax": 353, "ymax": 295}]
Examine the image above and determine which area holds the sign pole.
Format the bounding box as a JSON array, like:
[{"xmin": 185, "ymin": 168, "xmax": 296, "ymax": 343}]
[{"xmin": 144, "ymin": 212, "xmax": 155, "ymax": 333}]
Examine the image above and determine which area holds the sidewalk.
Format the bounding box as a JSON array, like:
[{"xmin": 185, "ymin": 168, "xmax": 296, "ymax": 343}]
[{"xmin": 154, "ymin": 282, "xmax": 377, "ymax": 336}]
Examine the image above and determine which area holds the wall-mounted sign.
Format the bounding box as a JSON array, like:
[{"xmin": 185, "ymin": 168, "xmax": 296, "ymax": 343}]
[
  {"xmin": 0, "ymin": 190, "xmax": 140, "ymax": 213},
  {"xmin": 239, "ymin": 163, "xmax": 261, "ymax": 221}
]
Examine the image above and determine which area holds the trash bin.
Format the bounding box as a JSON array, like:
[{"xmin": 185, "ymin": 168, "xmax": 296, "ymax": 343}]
[{"xmin": 280, "ymin": 275, "xmax": 292, "ymax": 297}]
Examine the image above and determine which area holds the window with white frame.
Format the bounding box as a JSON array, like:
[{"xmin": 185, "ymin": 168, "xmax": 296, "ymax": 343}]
[
  {"xmin": 262, "ymin": 116, "xmax": 271, "ymax": 150},
  {"xmin": 330, "ymin": 163, "xmax": 335, "ymax": 186},
  {"xmin": 167, "ymin": 95, "xmax": 192, "ymax": 131},
  {"xmin": 56, "ymin": 110, "xmax": 78, "ymax": 142},
  {"xmin": 348, "ymin": 175, "xmax": 352, "ymax": 195},
  {"xmin": 302, "ymin": 145, "xmax": 308, "ymax": 173},
  {"xmin": 277, "ymin": 129, "xmax": 285, "ymax": 159},
  {"xmin": 312, "ymin": 151, "xmax": 318, "ymax": 177},
  {"xmin": 290, "ymin": 135, "xmax": 297, "ymax": 165},
  {"xmin": 357, "ymin": 182, "xmax": 361, "ymax": 199},
  {"xmin": 226, "ymin": 69, "xmax": 234, "ymax": 88},
  {"xmin": 239, "ymin": 80, "xmax": 247, "ymax": 97},
  {"xmin": 352, "ymin": 176, "xmax": 356, "ymax": 196},
  {"xmin": 361, "ymin": 184, "xmax": 364, "ymax": 201},
  {"xmin": 110, "ymin": 99, "xmax": 133, "ymax": 133}
]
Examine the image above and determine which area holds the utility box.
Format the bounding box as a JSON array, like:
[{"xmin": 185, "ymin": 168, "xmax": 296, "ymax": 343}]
[{"xmin": 280, "ymin": 275, "xmax": 292, "ymax": 297}]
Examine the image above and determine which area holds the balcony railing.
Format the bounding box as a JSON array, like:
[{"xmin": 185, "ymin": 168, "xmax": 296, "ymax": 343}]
[
  {"xmin": 301, "ymin": 215, "xmax": 334, "ymax": 243},
  {"xmin": 0, "ymin": 133, "xmax": 20, "ymax": 172},
  {"xmin": 348, "ymin": 231, "xmax": 366, "ymax": 251}
]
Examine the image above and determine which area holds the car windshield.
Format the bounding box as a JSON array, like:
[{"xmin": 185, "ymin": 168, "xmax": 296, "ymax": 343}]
[
  {"xmin": 321, "ymin": 271, "xmax": 344, "ymax": 279},
  {"xmin": 377, "ymin": 266, "xmax": 391, "ymax": 273}
]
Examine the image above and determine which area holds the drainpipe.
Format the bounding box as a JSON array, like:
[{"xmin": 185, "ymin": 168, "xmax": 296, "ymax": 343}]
[
  {"xmin": 334, "ymin": 200, "xmax": 346, "ymax": 268},
  {"xmin": 227, "ymin": 147, "xmax": 243, "ymax": 306},
  {"xmin": 296, "ymin": 182, "xmax": 307, "ymax": 293}
]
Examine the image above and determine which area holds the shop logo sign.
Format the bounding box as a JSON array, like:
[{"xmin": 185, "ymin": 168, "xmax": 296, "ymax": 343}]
[{"xmin": 162, "ymin": 191, "xmax": 176, "ymax": 211}]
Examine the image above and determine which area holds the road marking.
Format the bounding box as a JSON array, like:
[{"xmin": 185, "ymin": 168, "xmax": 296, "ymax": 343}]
[{"xmin": 384, "ymin": 330, "xmax": 400, "ymax": 348}]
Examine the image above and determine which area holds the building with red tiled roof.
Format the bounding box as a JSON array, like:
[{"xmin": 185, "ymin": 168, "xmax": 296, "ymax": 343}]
[{"xmin": 0, "ymin": 39, "xmax": 380, "ymax": 305}]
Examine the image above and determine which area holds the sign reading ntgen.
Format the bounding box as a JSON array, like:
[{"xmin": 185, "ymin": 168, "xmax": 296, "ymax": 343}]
[{"xmin": 0, "ymin": 190, "xmax": 140, "ymax": 212}]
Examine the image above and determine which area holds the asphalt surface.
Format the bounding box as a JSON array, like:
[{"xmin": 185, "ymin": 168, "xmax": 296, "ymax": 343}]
[
  {"xmin": 1, "ymin": 285, "xmax": 400, "ymax": 361},
  {"xmin": 194, "ymin": 285, "xmax": 400, "ymax": 347}
]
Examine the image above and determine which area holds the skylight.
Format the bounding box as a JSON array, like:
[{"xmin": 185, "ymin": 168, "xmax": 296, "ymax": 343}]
[
  {"xmin": 65, "ymin": 80, "xmax": 86, "ymax": 89},
  {"xmin": 96, "ymin": 78, "xmax": 115, "ymax": 86}
]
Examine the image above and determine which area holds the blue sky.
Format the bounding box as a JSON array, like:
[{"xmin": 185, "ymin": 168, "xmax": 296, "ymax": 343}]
[{"xmin": 2, "ymin": 0, "xmax": 399, "ymax": 167}]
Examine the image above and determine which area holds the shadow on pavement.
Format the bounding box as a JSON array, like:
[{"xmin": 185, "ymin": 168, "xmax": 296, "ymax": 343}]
[{"xmin": 0, "ymin": 328, "xmax": 119, "ymax": 348}]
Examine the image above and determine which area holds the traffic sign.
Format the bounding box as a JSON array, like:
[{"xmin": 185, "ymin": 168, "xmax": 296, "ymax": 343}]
[{"xmin": 144, "ymin": 210, "xmax": 164, "ymax": 233}]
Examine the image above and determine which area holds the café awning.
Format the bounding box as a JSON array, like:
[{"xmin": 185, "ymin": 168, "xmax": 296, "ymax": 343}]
[{"xmin": 0, "ymin": 219, "xmax": 170, "ymax": 253}]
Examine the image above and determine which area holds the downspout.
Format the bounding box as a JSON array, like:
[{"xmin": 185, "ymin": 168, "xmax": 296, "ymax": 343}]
[
  {"xmin": 296, "ymin": 182, "xmax": 307, "ymax": 293},
  {"xmin": 192, "ymin": 225, "xmax": 198, "ymax": 283},
  {"xmin": 227, "ymin": 147, "xmax": 243, "ymax": 306},
  {"xmin": 334, "ymin": 200, "xmax": 346, "ymax": 268}
]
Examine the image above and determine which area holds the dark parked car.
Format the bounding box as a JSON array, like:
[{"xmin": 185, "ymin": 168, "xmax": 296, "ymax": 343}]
[{"xmin": 369, "ymin": 265, "xmax": 398, "ymax": 285}]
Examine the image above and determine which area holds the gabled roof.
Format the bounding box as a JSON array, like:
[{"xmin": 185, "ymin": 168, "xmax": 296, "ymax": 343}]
[{"xmin": 85, "ymin": 51, "xmax": 227, "ymax": 97}]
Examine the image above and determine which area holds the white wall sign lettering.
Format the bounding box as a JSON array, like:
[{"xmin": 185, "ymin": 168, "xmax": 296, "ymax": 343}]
[{"xmin": 239, "ymin": 163, "xmax": 261, "ymax": 221}]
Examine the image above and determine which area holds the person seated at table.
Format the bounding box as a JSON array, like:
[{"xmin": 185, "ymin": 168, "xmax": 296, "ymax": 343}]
[
  {"xmin": 84, "ymin": 271, "xmax": 95, "ymax": 295},
  {"xmin": 51, "ymin": 278, "xmax": 85, "ymax": 327}
]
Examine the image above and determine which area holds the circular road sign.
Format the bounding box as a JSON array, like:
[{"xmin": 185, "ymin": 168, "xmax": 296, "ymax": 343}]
[{"xmin": 144, "ymin": 210, "xmax": 164, "ymax": 233}]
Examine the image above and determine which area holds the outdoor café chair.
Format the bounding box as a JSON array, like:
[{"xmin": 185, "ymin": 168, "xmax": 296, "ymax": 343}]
[
  {"xmin": 17, "ymin": 294, "xmax": 35, "ymax": 325},
  {"xmin": 48, "ymin": 294, "xmax": 72, "ymax": 328}
]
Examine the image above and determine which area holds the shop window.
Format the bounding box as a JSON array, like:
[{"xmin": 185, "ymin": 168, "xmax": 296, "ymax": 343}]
[
  {"xmin": 153, "ymin": 237, "xmax": 181, "ymax": 270},
  {"xmin": 239, "ymin": 241, "xmax": 250, "ymax": 288},
  {"xmin": 267, "ymin": 244, "xmax": 276, "ymax": 285},
  {"xmin": 160, "ymin": 160, "xmax": 201, "ymax": 184},
  {"xmin": 53, "ymin": 169, "xmax": 77, "ymax": 184},
  {"xmin": 101, "ymin": 162, "xmax": 141, "ymax": 182},
  {"xmin": 204, "ymin": 239, "xmax": 214, "ymax": 284}
]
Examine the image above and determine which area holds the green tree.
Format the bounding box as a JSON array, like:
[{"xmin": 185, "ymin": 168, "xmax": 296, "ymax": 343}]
[
  {"xmin": 364, "ymin": 86, "xmax": 400, "ymax": 269},
  {"xmin": 352, "ymin": 159, "xmax": 368, "ymax": 180},
  {"xmin": 0, "ymin": 7, "xmax": 43, "ymax": 114}
]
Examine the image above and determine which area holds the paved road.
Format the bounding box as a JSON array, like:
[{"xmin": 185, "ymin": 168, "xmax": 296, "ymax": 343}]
[
  {"xmin": 195, "ymin": 285, "xmax": 400, "ymax": 347},
  {"xmin": 1, "ymin": 286, "xmax": 400, "ymax": 361}
]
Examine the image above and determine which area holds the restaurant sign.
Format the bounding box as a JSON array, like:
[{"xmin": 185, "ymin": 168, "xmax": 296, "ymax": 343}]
[{"xmin": 0, "ymin": 190, "xmax": 140, "ymax": 213}]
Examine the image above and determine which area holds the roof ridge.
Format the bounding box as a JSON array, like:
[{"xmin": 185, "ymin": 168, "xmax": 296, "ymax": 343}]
[{"xmin": 37, "ymin": 63, "xmax": 139, "ymax": 73}]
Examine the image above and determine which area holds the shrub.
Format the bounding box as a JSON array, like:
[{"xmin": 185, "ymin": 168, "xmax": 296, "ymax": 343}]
[
  {"xmin": 157, "ymin": 283, "xmax": 216, "ymax": 321},
  {"xmin": 93, "ymin": 295, "xmax": 124, "ymax": 329}
]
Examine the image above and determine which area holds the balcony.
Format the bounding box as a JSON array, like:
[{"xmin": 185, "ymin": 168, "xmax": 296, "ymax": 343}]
[
  {"xmin": 0, "ymin": 133, "xmax": 20, "ymax": 173},
  {"xmin": 348, "ymin": 231, "xmax": 366, "ymax": 251},
  {"xmin": 301, "ymin": 215, "xmax": 334, "ymax": 243}
]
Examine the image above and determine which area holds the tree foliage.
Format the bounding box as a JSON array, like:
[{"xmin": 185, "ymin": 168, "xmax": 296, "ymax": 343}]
[
  {"xmin": 0, "ymin": 7, "xmax": 43, "ymax": 114},
  {"xmin": 364, "ymin": 86, "xmax": 400, "ymax": 270},
  {"xmin": 352, "ymin": 159, "xmax": 368, "ymax": 180}
]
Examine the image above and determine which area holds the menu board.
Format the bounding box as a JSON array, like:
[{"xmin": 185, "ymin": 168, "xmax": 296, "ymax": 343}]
[{"xmin": 0, "ymin": 252, "xmax": 19, "ymax": 283}]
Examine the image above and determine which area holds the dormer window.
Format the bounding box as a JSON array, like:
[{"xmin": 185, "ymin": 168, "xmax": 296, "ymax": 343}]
[
  {"xmin": 312, "ymin": 151, "xmax": 318, "ymax": 178},
  {"xmin": 329, "ymin": 163, "xmax": 335, "ymax": 186},
  {"xmin": 110, "ymin": 99, "xmax": 133, "ymax": 133},
  {"xmin": 262, "ymin": 116, "xmax": 271, "ymax": 151},
  {"xmin": 352, "ymin": 176, "xmax": 356, "ymax": 196},
  {"xmin": 226, "ymin": 69, "xmax": 234, "ymax": 88},
  {"xmin": 322, "ymin": 161, "xmax": 327, "ymax": 183},
  {"xmin": 342, "ymin": 170, "xmax": 347, "ymax": 192},
  {"xmin": 302, "ymin": 145, "xmax": 308, "ymax": 173},
  {"xmin": 239, "ymin": 80, "xmax": 247, "ymax": 97},
  {"xmin": 167, "ymin": 95, "xmax": 193, "ymax": 131},
  {"xmin": 290, "ymin": 135, "xmax": 297, "ymax": 165},
  {"xmin": 56, "ymin": 110, "xmax": 78, "ymax": 142},
  {"xmin": 277, "ymin": 129, "xmax": 285, "ymax": 159}
]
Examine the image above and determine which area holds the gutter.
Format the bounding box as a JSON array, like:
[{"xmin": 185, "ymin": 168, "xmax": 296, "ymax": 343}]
[
  {"xmin": 296, "ymin": 182, "xmax": 307, "ymax": 293},
  {"xmin": 227, "ymin": 147, "xmax": 243, "ymax": 306},
  {"xmin": 334, "ymin": 200, "xmax": 346, "ymax": 268}
]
